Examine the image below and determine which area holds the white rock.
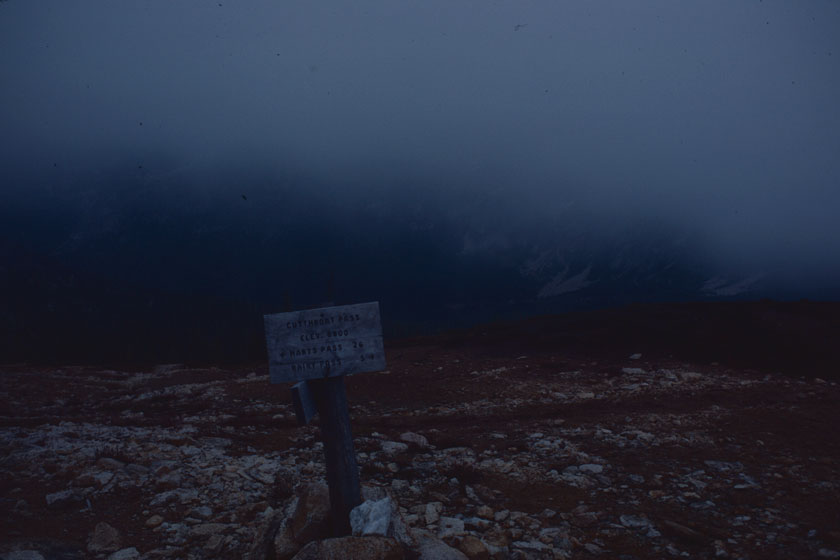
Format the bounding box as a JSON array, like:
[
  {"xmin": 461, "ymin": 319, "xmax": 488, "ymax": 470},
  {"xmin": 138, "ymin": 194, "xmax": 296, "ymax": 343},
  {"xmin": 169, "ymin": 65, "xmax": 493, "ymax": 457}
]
[
  {"xmin": 629, "ymin": 353, "xmax": 642, "ymax": 360},
  {"xmin": 438, "ymin": 516, "xmax": 465, "ymax": 538},
  {"xmin": 350, "ymin": 497, "xmax": 392, "ymax": 537},
  {"xmin": 819, "ymin": 550, "xmax": 840, "ymax": 559},
  {"xmin": 400, "ymin": 432, "xmax": 430, "ymax": 448},
  {"xmin": 579, "ymin": 464, "xmax": 604, "ymax": 474},
  {"xmin": 381, "ymin": 441, "xmax": 409, "ymax": 455}
]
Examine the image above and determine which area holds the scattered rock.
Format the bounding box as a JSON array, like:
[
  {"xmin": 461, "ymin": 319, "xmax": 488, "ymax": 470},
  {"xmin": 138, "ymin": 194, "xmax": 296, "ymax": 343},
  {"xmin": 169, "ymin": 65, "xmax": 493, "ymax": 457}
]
[
  {"xmin": 191, "ymin": 505, "xmax": 213, "ymax": 519},
  {"xmin": 579, "ymin": 463, "xmax": 604, "ymax": 474},
  {"xmin": 400, "ymin": 432, "xmax": 430, "ymax": 448},
  {"xmin": 452, "ymin": 535, "xmax": 490, "ymax": 560},
  {"xmin": 425, "ymin": 502, "xmax": 443, "ymax": 525},
  {"xmin": 382, "ymin": 441, "xmax": 409, "ymax": 455},
  {"xmin": 45, "ymin": 489, "xmax": 84, "ymax": 508},
  {"xmin": 414, "ymin": 529, "xmax": 469, "ymax": 560},
  {"xmin": 190, "ymin": 522, "xmax": 229, "ymax": 538},
  {"xmin": 584, "ymin": 542, "xmax": 603, "ymax": 554},
  {"xmin": 619, "ymin": 514, "xmax": 652, "ymax": 529},
  {"xmin": 88, "ymin": 521, "xmax": 122, "ymax": 553},
  {"xmin": 476, "ymin": 505, "xmax": 494, "ymax": 519},
  {"xmin": 438, "ymin": 517, "xmax": 465, "ymax": 538}
]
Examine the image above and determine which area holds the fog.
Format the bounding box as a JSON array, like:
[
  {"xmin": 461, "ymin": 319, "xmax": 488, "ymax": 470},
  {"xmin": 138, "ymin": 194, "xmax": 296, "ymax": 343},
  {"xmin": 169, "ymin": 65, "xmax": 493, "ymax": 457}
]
[{"xmin": 1, "ymin": 1, "xmax": 839, "ymax": 361}]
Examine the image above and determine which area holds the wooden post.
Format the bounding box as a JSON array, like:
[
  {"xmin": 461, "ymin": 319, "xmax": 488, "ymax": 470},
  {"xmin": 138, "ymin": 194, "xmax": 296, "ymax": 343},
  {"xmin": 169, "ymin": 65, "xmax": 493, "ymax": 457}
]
[
  {"xmin": 310, "ymin": 375, "xmax": 362, "ymax": 536},
  {"xmin": 263, "ymin": 302, "xmax": 385, "ymax": 536}
]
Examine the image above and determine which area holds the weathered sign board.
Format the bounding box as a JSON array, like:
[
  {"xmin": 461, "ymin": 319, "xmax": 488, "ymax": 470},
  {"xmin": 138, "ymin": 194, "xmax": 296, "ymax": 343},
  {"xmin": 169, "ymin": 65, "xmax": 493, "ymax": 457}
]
[
  {"xmin": 264, "ymin": 301, "xmax": 386, "ymax": 383},
  {"xmin": 263, "ymin": 301, "xmax": 386, "ymax": 536}
]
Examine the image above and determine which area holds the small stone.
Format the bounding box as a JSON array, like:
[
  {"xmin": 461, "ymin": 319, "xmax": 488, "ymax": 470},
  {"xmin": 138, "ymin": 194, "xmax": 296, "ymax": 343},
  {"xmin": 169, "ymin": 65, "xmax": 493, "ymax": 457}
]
[
  {"xmin": 476, "ymin": 505, "xmax": 494, "ymax": 519},
  {"xmin": 579, "ymin": 464, "xmax": 603, "ymax": 475},
  {"xmin": 145, "ymin": 515, "xmax": 164, "ymax": 528},
  {"xmin": 494, "ymin": 510, "xmax": 509, "ymax": 522},
  {"xmin": 425, "ymin": 502, "xmax": 443, "ymax": 525},
  {"xmin": 400, "ymin": 432, "xmax": 430, "ymax": 448},
  {"xmin": 819, "ymin": 549, "xmax": 840, "ymax": 559},
  {"xmin": 455, "ymin": 535, "xmax": 489, "ymax": 560},
  {"xmin": 629, "ymin": 353, "xmax": 642, "ymax": 360},
  {"xmin": 438, "ymin": 517, "xmax": 465, "ymax": 538},
  {"xmin": 620, "ymin": 514, "xmax": 651, "ymax": 529},
  {"xmin": 88, "ymin": 522, "xmax": 122, "ymax": 553},
  {"xmin": 382, "ymin": 441, "xmax": 409, "ymax": 455},
  {"xmin": 204, "ymin": 533, "xmax": 225, "ymax": 554},
  {"xmin": 190, "ymin": 523, "xmax": 228, "ymax": 538},
  {"xmin": 45, "ymin": 488, "xmax": 83, "ymax": 508},
  {"xmin": 97, "ymin": 457, "xmax": 126, "ymax": 470},
  {"xmin": 584, "ymin": 542, "xmax": 603, "ymax": 554},
  {"xmin": 191, "ymin": 505, "xmax": 213, "ymax": 519}
]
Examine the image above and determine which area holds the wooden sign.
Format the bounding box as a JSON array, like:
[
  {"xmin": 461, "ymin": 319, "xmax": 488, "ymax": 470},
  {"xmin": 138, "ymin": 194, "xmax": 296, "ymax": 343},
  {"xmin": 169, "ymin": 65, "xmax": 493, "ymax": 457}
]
[
  {"xmin": 264, "ymin": 301, "xmax": 387, "ymax": 536},
  {"xmin": 264, "ymin": 301, "xmax": 386, "ymax": 384}
]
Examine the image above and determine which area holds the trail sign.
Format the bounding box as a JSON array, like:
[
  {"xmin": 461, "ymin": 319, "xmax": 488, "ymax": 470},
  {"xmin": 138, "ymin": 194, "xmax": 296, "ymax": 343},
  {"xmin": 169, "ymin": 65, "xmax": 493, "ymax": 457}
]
[
  {"xmin": 264, "ymin": 301, "xmax": 386, "ymax": 536},
  {"xmin": 264, "ymin": 301, "xmax": 385, "ymax": 383}
]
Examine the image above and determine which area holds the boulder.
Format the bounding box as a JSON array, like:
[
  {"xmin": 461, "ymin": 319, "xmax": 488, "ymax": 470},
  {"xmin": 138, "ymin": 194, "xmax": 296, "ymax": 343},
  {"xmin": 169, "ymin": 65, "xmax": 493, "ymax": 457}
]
[
  {"xmin": 291, "ymin": 536, "xmax": 403, "ymax": 560},
  {"xmin": 414, "ymin": 529, "xmax": 468, "ymax": 560},
  {"xmin": 274, "ymin": 526, "xmax": 300, "ymax": 560},
  {"xmin": 292, "ymin": 483, "xmax": 332, "ymax": 544}
]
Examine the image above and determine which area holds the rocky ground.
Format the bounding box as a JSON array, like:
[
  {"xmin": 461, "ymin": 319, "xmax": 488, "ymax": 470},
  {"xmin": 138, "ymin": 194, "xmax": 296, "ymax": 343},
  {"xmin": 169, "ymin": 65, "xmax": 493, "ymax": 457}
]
[{"xmin": 2, "ymin": 303, "xmax": 840, "ymax": 559}]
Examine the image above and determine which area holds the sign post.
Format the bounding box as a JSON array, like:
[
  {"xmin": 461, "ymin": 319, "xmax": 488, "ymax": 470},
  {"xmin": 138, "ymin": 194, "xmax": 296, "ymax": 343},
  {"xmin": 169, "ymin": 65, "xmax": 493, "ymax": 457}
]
[{"xmin": 264, "ymin": 301, "xmax": 386, "ymax": 535}]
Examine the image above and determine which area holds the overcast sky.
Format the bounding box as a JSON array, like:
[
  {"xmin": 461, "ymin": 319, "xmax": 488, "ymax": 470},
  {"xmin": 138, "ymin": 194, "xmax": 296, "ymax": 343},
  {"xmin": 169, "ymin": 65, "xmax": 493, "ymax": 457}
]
[{"xmin": 2, "ymin": 0, "xmax": 839, "ymax": 287}]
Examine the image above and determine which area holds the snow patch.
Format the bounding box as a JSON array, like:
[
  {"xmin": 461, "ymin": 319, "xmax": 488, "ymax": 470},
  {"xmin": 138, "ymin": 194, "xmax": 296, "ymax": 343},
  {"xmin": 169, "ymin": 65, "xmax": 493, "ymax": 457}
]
[
  {"xmin": 702, "ymin": 274, "xmax": 764, "ymax": 296},
  {"xmin": 538, "ymin": 265, "xmax": 593, "ymax": 298}
]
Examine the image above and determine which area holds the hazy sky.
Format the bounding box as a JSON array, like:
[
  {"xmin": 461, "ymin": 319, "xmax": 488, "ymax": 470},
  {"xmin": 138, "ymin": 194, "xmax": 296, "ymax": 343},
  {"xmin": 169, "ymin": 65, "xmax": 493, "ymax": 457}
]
[{"xmin": 2, "ymin": 0, "xmax": 839, "ymax": 285}]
